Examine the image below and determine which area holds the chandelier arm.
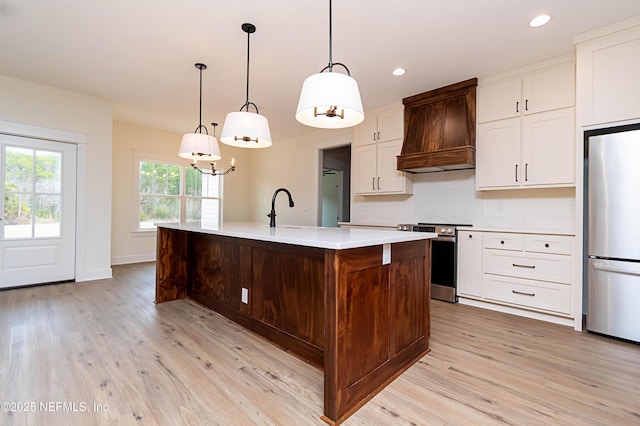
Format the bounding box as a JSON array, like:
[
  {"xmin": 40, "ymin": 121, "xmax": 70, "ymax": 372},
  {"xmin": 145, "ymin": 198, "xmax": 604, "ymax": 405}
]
[{"xmin": 190, "ymin": 162, "xmax": 236, "ymax": 176}]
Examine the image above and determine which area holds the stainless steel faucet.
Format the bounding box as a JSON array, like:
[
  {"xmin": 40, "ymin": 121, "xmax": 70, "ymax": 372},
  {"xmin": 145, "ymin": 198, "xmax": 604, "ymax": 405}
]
[{"xmin": 268, "ymin": 188, "xmax": 294, "ymax": 228}]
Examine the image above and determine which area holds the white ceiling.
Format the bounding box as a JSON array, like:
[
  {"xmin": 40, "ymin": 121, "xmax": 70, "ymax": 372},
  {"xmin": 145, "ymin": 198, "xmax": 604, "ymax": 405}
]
[{"xmin": 1, "ymin": 1, "xmax": 640, "ymax": 142}]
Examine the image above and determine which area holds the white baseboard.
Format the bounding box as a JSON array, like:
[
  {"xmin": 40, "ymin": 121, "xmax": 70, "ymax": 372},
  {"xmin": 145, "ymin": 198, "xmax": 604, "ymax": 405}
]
[
  {"xmin": 111, "ymin": 253, "xmax": 156, "ymax": 266},
  {"xmin": 457, "ymin": 297, "xmax": 575, "ymax": 328},
  {"xmin": 75, "ymin": 267, "xmax": 113, "ymax": 282}
]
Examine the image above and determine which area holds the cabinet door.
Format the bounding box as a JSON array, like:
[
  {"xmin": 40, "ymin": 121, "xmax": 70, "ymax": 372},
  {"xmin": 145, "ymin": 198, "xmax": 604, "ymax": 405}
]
[
  {"xmin": 457, "ymin": 231, "xmax": 483, "ymax": 297},
  {"xmin": 577, "ymin": 27, "xmax": 640, "ymax": 126},
  {"xmin": 352, "ymin": 144, "xmax": 378, "ymax": 194},
  {"xmin": 477, "ymin": 77, "xmax": 521, "ymax": 123},
  {"xmin": 377, "ymin": 107, "xmax": 404, "ymax": 142},
  {"xmin": 476, "ymin": 118, "xmax": 521, "ymax": 189},
  {"xmin": 376, "ymin": 139, "xmax": 406, "ymax": 193},
  {"xmin": 522, "ymin": 108, "xmax": 575, "ymax": 187},
  {"xmin": 522, "ymin": 62, "xmax": 575, "ymax": 115},
  {"xmin": 354, "ymin": 115, "xmax": 378, "ymax": 147}
]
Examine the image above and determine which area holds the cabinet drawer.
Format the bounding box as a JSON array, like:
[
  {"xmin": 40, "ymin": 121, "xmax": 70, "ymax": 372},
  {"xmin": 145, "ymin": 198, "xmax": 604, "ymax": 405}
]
[
  {"xmin": 483, "ymin": 250, "xmax": 572, "ymax": 284},
  {"xmin": 483, "ymin": 233, "xmax": 523, "ymax": 251},
  {"xmin": 523, "ymin": 234, "xmax": 572, "ymax": 255},
  {"xmin": 482, "ymin": 274, "xmax": 571, "ymax": 315}
]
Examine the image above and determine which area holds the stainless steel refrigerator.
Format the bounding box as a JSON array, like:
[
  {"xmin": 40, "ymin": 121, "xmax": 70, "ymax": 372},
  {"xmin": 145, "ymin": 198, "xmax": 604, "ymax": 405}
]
[{"xmin": 586, "ymin": 124, "xmax": 640, "ymax": 344}]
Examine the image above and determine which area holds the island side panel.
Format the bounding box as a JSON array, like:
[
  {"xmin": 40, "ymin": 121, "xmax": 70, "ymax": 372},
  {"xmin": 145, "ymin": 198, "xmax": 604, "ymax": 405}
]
[
  {"xmin": 323, "ymin": 240, "xmax": 430, "ymax": 425},
  {"xmin": 182, "ymin": 232, "xmax": 325, "ymax": 367},
  {"xmin": 188, "ymin": 233, "xmax": 251, "ymax": 320},
  {"xmin": 251, "ymin": 244, "xmax": 325, "ymax": 352},
  {"xmin": 155, "ymin": 227, "xmax": 188, "ymax": 303},
  {"xmin": 390, "ymin": 240, "xmax": 430, "ymax": 355}
]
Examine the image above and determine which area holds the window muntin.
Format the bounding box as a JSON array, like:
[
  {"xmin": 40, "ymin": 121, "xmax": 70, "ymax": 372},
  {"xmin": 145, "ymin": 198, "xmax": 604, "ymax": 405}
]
[
  {"xmin": 4, "ymin": 146, "xmax": 63, "ymax": 239},
  {"xmin": 137, "ymin": 159, "xmax": 221, "ymax": 229}
]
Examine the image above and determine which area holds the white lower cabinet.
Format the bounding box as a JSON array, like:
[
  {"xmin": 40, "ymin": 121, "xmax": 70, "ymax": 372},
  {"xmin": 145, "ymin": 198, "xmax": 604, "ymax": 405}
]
[
  {"xmin": 457, "ymin": 230, "xmax": 574, "ymax": 320},
  {"xmin": 457, "ymin": 231, "xmax": 483, "ymax": 297},
  {"xmin": 482, "ymin": 274, "xmax": 572, "ymax": 315}
]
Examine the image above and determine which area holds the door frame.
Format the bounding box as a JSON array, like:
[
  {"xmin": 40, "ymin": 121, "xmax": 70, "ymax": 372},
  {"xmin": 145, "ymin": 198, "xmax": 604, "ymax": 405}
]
[
  {"xmin": 0, "ymin": 119, "xmax": 87, "ymax": 283},
  {"xmin": 318, "ymin": 145, "xmax": 351, "ymax": 227}
]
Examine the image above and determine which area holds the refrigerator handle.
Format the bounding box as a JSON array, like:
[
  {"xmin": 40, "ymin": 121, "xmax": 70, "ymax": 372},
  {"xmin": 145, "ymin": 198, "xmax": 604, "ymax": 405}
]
[{"xmin": 592, "ymin": 262, "xmax": 640, "ymax": 276}]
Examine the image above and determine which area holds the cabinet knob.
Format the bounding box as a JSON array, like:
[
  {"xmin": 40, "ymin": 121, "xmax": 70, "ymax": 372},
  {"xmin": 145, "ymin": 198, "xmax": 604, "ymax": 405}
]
[
  {"xmin": 469, "ymin": 234, "xmax": 473, "ymax": 239},
  {"xmin": 545, "ymin": 243, "xmax": 550, "ymax": 248},
  {"xmin": 500, "ymin": 240, "xmax": 505, "ymax": 244}
]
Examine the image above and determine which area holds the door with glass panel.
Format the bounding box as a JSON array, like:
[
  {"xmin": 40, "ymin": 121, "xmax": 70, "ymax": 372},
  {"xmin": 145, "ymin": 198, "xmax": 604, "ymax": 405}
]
[{"xmin": 0, "ymin": 135, "xmax": 77, "ymax": 288}]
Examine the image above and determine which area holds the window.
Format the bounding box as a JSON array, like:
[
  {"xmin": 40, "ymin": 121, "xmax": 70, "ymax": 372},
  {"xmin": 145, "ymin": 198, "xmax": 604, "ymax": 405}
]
[
  {"xmin": 3, "ymin": 146, "xmax": 63, "ymax": 239},
  {"xmin": 136, "ymin": 153, "xmax": 222, "ymax": 230}
]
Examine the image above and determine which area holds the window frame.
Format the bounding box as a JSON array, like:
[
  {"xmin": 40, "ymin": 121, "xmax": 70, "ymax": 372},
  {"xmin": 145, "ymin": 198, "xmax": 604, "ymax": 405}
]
[{"xmin": 132, "ymin": 150, "xmax": 223, "ymax": 233}]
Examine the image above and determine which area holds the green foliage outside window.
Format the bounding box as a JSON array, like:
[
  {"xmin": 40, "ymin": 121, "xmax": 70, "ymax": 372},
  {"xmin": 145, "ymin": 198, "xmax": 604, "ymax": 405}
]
[
  {"xmin": 4, "ymin": 147, "xmax": 61, "ymax": 226},
  {"xmin": 138, "ymin": 160, "xmax": 220, "ymax": 229}
]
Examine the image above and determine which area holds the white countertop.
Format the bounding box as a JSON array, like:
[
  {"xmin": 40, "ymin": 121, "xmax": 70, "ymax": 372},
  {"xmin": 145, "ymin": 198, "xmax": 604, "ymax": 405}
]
[
  {"xmin": 457, "ymin": 226, "xmax": 575, "ymax": 236},
  {"xmin": 158, "ymin": 222, "xmax": 436, "ymax": 250}
]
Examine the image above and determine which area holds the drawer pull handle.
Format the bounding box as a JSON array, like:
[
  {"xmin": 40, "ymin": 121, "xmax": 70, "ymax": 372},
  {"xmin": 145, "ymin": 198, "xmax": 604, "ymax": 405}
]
[
  {"xmin": 512, "ymin": 290, "xmax": 535, "ymax": 296},
  {"xmin": 513, "ymin": 263, "xmax": 535, "ymax": 269}
]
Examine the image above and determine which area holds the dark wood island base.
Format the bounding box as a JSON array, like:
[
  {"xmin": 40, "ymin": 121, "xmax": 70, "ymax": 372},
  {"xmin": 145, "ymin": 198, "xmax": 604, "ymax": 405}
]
[{"xmin": 155, "ymin": 226, "xmax": 431, "ymax": 424}]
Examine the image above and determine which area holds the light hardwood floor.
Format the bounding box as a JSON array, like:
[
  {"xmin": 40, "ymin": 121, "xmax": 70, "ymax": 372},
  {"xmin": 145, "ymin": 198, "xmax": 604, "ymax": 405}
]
[{"xmin": 1, "ymin": 262, "xmax": 639, "ymax": 425}]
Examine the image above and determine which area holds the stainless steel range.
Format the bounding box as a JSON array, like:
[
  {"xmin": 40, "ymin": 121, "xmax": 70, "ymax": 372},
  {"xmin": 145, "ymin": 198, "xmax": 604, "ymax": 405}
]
[{"xmin": 397, "ymin": 223, "xmax": 471, "ymax": 303}]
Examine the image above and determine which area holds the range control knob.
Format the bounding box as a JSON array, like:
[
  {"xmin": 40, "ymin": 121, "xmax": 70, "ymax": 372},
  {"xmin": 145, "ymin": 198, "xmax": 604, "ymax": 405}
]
[{"xmin": 446, "ymin": 227, "xmax": 453, "ymax": 234}]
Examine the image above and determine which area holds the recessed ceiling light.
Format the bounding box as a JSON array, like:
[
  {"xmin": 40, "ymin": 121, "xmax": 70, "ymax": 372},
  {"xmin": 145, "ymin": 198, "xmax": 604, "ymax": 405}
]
[
  {"xmin": 529, "ymin": 14, "xmax": 551, "ymax": 27},
  {"xmin": 392, "ymin": 68, "xmax": 406, "ymax": 76}
]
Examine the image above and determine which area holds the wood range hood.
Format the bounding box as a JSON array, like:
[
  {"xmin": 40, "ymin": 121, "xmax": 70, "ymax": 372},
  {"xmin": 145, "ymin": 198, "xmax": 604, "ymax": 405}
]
[{"xmin": 397, "ymin": 78, "xmax": 477, "ymax": 173}]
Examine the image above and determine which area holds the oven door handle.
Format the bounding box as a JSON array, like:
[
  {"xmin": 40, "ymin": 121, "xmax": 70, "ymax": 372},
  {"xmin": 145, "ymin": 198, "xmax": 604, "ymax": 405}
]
[{"xmin": 432, "ymin": 236, "xmax": 456, "ymax": 243}]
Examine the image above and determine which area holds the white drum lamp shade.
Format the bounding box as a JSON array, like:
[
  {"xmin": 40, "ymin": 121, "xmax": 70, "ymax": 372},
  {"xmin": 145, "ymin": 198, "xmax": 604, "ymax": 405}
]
[
  {"xmin": 220, "ymin": 111, "xmax": 272, "ymax": 148},
  {"xmin": 296, "ymin": 71, "xmax": 364, "ymax": 129},
  {"xmin": 178, "ymin": 133, "xmax": 221, "ymax": 162}
]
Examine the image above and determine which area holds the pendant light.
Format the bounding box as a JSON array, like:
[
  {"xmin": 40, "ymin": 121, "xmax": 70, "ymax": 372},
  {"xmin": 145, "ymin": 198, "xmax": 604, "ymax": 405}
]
[
  {"xmin": 295, "ymin": 0, "xmax": 364, "ymax": 129},
  {"xmin": 179, "ymin": 63, "xmax": 222, "ymax": 162},
  {"xmin": 220, "ymin": 23, "xmax": 272, "ymax": 148}
]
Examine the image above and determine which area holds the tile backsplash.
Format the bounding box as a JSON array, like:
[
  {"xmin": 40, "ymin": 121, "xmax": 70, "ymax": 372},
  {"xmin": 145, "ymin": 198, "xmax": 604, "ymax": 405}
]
[{"xmin": 351, "ymin": 169, "xmax": 575, "ymax": 231}]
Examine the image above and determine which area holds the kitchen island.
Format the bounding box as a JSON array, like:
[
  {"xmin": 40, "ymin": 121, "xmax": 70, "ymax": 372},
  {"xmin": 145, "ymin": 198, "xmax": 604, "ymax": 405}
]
[{"xmin": 155, "ymin": 222, "xmax": 435, "ymax": 424}]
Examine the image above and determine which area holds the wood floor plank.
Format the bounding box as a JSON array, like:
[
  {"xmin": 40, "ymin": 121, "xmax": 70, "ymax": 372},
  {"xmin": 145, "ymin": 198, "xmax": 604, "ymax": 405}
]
[{"xmin": 1, "ymin": 262, "xmax": 639, "ymax": 425}]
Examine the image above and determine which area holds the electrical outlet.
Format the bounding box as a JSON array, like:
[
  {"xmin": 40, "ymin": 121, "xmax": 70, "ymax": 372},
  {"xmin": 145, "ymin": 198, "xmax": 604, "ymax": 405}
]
[{"xmin": 241, "ymin": 288, "xmax": 248, "ymax": 304}]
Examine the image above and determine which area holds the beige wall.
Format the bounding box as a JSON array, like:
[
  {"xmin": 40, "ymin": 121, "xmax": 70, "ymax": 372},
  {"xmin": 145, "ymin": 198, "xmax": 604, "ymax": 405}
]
[
  {"xmin": 247, "ymin": 129, "xmax": 353, "ymax": 226},
  {"xmin": 111, "ymin": 121, "xmax": 252, "ymax": 264},
  {"xmin": 0, "ymin": 74, "xmax": 113, "ymax": 281}
]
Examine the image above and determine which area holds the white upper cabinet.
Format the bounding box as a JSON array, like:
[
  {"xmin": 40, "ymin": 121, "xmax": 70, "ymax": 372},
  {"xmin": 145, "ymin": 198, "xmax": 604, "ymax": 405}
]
[
  {"xmin": 352, "ymin": 105, "xmax": 412, "ymax": 195},
  {"xmin": 576, "ymin": 18, "xmax": 640, "ymax": 127},
  {"xmin": 353, "ymin": 106, "xmax": 404, "ymax": 147},
  {"xmin": 376, "ymin": 108, "xmax": 405, "ymax": 143},
  {"xmin": 476, "ymin": 56, "xmax": 576, "ymax": 190},
  {"xmin": 522, "ymin": 63, "xmax": 575, "ymax": 115},
  {"xmin": 477, "ymin": 78, "xmax": 521, "ymax": 123},
  {"xmin": 476, "ymin": 118, "xmax": 521, "ymax": 188},
  {"xmin": 478, "ymin": 62, "xmax": 575, "ymax": 124},
  {"xmin": 521, "ymin": 108, "xmax": 575, "ymax": 186}
]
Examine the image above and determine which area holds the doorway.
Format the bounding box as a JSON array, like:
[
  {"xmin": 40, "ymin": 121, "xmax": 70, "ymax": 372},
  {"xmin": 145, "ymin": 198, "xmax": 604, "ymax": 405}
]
[
  {"xmin": 320, "ymin": 145, "xmax": 351, "ymax": 227},
  {"xmin": 0, "ymin": 135, "xmax": 77, "ymax": 288}
]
